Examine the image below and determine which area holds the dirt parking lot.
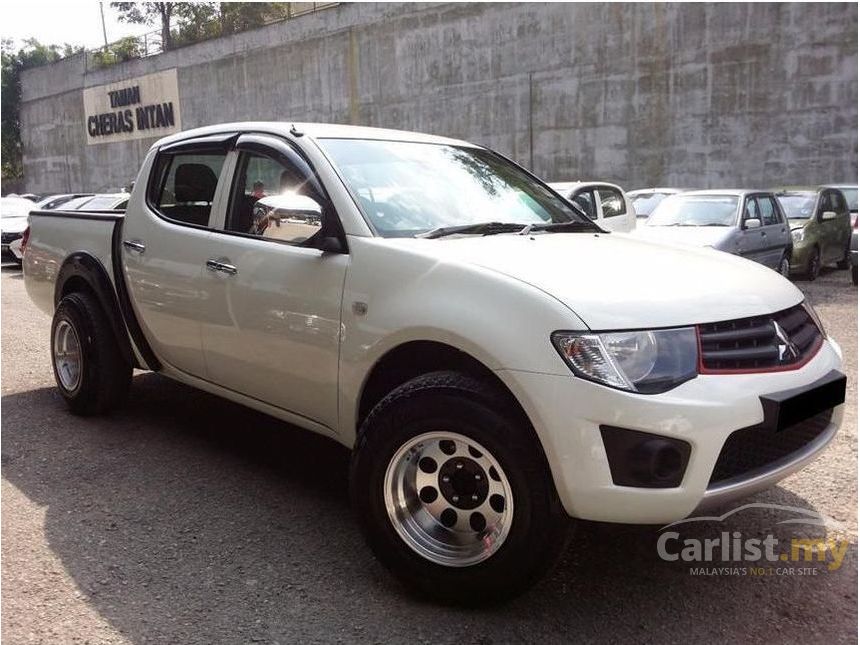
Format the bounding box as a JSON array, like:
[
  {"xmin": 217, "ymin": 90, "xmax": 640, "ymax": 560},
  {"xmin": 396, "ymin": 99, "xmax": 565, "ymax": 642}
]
[{"xmin": 1, "ymin": 264, "xmax": 856, "ymax": 644}]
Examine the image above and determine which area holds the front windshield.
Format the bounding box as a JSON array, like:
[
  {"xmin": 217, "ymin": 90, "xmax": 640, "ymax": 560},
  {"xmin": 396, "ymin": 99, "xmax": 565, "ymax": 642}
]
[
  {"xmin": 646, "ymin": 195, "xmax": 738, "ymax": 226},
  {"xmin": 0, "ymin": 198, "xmax": 32, "ymax": 218},
  {"xmin": 775, "ymin": 193, "xmax": 816, "ymax": 220},
  {"xmin": 318, "ymin": 138, "xmax": 586, "ymax": 237}
]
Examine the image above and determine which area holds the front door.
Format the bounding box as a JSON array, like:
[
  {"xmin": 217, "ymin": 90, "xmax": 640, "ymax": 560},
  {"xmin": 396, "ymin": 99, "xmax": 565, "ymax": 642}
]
[
  {"xmin": 737, "ymin": 196, "xmax": 767, "ymax": 264},
  {"xmin": 199, "ymin": 136, "xmax": 348, "ymax": 430},
  {"xmin": 121, "ymin": 142, "xmax": 232, "ymax": 377}
]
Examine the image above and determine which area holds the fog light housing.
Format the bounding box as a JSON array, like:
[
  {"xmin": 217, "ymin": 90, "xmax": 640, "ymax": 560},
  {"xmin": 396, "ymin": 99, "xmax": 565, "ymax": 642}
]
[{"xmin": 599, "ymin": 426, "xmax": 691, "ymax": 488}]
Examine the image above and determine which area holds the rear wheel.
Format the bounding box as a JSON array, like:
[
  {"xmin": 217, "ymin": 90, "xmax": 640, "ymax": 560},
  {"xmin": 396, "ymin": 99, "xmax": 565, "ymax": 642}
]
[
  {"xmin": 806, "ymin": 248, "xmax": 821, "ymax": 281},
  {"xmin": 51, "ymin": 291, "xmax": 132, "ymax": 415},
  {"xmin": 852, "ymin": 264, "xmax": 858, "ymax": 286},
  {"xmin": 350, "ymin": 371, "xmax": 570, "ymax": 604},
  {"xmin": 837, "ymin": 243, "xmax": 851, "ymax": 270}
]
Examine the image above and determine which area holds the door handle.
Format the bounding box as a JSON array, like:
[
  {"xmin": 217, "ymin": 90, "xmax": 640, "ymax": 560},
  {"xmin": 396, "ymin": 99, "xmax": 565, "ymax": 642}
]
[
  {"xmin": 122, "ymin": 239, "xmax": 146, "ymax": 253},
  {"xmin": 206, "ymin": 258, "xmax": 238, "ymax": 275}
]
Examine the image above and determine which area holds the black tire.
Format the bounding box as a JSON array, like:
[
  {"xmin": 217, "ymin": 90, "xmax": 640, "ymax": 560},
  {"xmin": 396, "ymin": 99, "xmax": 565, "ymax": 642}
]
[
  {"xmin": 51, "ymin": 291, "xmax": 132, "ymax": 415},
  {"xmin": 852, "ymin": 265, "xmax": 858, "ymax": 286},
  {"xmin": 350, "ymin": 371, "xmax": 570, "ymax": 604},
  {"xmin": 777, "ymin": 253, "xmax": 791, "ymax": 279},
  {"xmin": 837, "ymin": 243, "xmax": 851, "ymax": 270},
  {"xmin": 806, "ymin": 248, "xmax": 821, "ymax": 281}
]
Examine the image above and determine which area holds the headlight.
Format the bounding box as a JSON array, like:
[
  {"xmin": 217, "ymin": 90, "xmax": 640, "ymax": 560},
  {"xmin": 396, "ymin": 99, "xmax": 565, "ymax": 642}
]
[
  {"xmin": 791, "ymin": 228, "xmax": 805, "ymax": 243},
  {"xmin": 551, "ymin": 328, "xmax": 699, "ymax": 394}
]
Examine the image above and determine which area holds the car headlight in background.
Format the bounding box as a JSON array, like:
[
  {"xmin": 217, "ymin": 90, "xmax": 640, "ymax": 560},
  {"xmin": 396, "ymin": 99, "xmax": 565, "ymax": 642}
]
[
  {"xmin": 791, "ymin": 228, "xmax": 805, "ymax": 243},
  {"xmin": 551, "ymin": 328, "xmax": 699, "ymax": 394}
]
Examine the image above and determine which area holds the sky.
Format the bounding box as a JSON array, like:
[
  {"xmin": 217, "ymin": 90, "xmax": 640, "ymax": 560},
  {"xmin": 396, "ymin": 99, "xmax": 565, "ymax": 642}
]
[{"xmin": 1, "ymin": 1, "xmax": 151, "ymax": 51}]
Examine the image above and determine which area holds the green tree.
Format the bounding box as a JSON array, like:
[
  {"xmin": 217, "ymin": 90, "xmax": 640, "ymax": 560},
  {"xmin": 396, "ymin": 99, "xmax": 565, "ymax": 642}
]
[
  {"xmin": 111, "ymin": 2, "xmax": 175, "ymax": 51},
  {"xmin": 1, "ymin": 38, "xmax": 82, "ymax": 181}
]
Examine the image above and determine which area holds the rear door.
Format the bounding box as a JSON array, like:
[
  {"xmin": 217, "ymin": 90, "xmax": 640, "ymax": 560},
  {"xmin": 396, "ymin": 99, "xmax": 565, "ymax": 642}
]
[
  {"xmin": 198, "ymin": 134, "xmax": 348, "ymax": 430},
  {"xmin": 121, "ymin": 135, "xmax": 234, "ymax": 377}
]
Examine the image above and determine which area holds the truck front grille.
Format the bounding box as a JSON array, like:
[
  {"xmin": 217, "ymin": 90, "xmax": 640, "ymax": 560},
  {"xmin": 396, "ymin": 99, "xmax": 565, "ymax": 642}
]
[
  {"xmin": 709, "ymin": 408, "xmax": 833, "ymax": 485},
  {"xmin": 698, "ymin": 304, "xmax": 823, "ymax": 373}
]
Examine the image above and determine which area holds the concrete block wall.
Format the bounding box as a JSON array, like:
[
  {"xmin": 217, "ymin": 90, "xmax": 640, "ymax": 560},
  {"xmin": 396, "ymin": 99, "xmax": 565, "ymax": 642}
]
[{"xmin": 20, "ymin": 2, "xmax": 858, "ymax": 194}]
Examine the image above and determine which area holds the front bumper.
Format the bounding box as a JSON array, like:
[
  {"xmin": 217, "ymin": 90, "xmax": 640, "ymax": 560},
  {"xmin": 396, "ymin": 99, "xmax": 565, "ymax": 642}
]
[
  {"xmin": 498, "ymin": 337, "xmax": 844, "ymax": 524},
  {"xmin": 790, "ymin": 239, "xmax": 815, "ymax": 272}
]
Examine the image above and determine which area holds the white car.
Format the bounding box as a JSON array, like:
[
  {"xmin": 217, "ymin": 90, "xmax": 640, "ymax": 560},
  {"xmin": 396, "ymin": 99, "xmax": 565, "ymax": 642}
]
[
  {"xmin": 627, "ymin": 187, "xmax": 690, "ymax": 219},
  {"xmin": 549, "ymin": 181, "xmax": 636, "ymax": 232},
  {"xmin": 23, "ymin": 123, "xmax": 845, "ymax": 602},
  {"xmin": 1, "ymin": 196, "xmax": 34, "ymax": 264}
]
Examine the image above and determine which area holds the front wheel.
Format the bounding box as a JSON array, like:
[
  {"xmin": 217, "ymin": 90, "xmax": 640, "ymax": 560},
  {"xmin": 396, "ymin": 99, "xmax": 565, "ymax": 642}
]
[
  {"xmin": 806, "ymin": 248, "xmax": 821, "ymax": 281},
  {"xmin": 777, "ymin": 253, "xmax": 791, "ymax": 279},
  {"xmin": 350, "ymin": 371, "xmax": 570, "ymax": 604},
  {"xmin": 51, "ymin": 291, "xmax": 132, "ymax": 415}
]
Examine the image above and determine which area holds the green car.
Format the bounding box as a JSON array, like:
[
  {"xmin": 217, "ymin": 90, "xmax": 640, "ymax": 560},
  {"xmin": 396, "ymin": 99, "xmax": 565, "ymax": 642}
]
[{"xmin": 774, "ymin": 186, "xmax": 853, "ymax": 280}]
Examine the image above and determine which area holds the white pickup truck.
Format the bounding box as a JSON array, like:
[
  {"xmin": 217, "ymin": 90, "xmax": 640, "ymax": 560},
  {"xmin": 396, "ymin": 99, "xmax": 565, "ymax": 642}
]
[{"xmin": 23, "ymin": 123, "xmax": 845, "ymax": 603}]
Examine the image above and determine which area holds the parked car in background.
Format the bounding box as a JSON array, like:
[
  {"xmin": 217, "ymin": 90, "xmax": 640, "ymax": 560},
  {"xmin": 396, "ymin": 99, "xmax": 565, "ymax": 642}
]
[
  {"xmin": 627, "ymin": 187, "xmax": 689, "ymax": 219},
  {"xmin": 35, "ymin": 193, "xmax": 95, "ymax": 210},
  {"xmin": 549, "ymin": 181, "xmax": 636, "ymax": 232},
  {"xmin": 634, "ymin": 190, "xmax": 793, "ymax": 276},
  {"xmin": 75, "ymin": 193, "xmax": 130, "ymax": 211},
  {"xmin": 1, "ymin": 197, "xmax": 34, "ymax": 265},
  {"xmin": 831, "ymin": 185, "xmax": 858, "ymax": 285},
  {"xmin": 774, "ymin": 186, "xmax": 853, "ymax": 280},
  {"xmin": 851, "ymin": 226, "xmax": 857, "ymax": 286}
]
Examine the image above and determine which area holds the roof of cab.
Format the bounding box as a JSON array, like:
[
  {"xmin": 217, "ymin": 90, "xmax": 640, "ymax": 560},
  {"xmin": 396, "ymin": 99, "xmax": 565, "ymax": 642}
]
[{"xmin": 153, "ymin": 121, "xmax": 478, "ymax": 149}]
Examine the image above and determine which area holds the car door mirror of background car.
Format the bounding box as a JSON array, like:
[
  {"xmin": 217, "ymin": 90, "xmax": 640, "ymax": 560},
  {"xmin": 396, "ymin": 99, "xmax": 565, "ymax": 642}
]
[{"xmin": 744, "ymin": 217, "xmax": 762, "ymax": 229}]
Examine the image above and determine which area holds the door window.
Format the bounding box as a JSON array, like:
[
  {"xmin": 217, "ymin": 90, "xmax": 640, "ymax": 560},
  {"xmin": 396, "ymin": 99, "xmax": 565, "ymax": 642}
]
[
  {"xmin": 756, "ymin": 196, "xmax": 778, "ymax": 226},
  {"xmin": 572, "ymin": 190, "xmax": 597, "ymax": 220},
  {"xmin": 597, "ymin": 187, "xmax": 626, "ymax": 218},
  {"xmin": 226, "ymin": 152, "xmax": 323, "ymax": 246},
  {"xmin": 149, "ymin": 152, "xmax": 226, "ymax": 226},
  {"xmin": 743, "ymin": 197, "xmax": 759, "ymax": 224}
]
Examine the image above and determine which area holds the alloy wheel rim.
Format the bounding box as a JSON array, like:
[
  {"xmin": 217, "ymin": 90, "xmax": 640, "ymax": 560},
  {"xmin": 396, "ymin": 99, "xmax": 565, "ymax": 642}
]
[
  {"xmin": 53, "ymin": 320, "xmax": 82, "ymax": 392},
  {"xmin": 383, "ymin": 431, "xmax": 514, "ymax": 567},
  {"xmin": 780, "ymin": 257, "xmax": 790, "ymax": 277}
]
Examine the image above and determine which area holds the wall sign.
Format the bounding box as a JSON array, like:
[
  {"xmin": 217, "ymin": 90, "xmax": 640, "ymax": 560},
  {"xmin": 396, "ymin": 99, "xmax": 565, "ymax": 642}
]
[{"xmin": 82, "ymin": 68, "xmax": 181, "ymax": 145}]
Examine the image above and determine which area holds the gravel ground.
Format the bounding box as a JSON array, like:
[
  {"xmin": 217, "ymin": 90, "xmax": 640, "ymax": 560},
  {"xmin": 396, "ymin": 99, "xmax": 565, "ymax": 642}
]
[{"xmin": 1, "ymin": 264, "xmax": 856, "ymax": 644}]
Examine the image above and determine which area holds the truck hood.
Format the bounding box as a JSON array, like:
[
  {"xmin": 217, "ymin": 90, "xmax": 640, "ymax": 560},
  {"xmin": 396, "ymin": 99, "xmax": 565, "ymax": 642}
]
[
  {"xmin": 631, "ymin": 225, "xmax": 733, "ymax": 248},
  {"xmin": 386, "ymin": 233, "xmax": 803, "ymax": 330}
]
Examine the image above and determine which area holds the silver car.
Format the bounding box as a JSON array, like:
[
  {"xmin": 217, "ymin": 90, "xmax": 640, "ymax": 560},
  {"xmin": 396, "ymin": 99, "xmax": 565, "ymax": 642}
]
[{"xmin": 634, "ymin": 190, "xmax": 793, "ymax": 276}]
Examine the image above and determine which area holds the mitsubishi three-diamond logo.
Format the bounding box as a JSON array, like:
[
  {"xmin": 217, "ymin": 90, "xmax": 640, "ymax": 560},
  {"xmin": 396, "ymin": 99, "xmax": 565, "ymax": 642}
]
[{"xmin": 773, "ymin": 321, "xmax": 800, "ymax": 363}]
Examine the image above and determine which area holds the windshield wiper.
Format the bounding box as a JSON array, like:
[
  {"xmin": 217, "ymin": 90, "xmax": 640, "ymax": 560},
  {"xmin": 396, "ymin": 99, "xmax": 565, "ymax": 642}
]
[
  {"xmin": 521, "ymin": 221, "xmax": 601, "ymax": 234},
  {"xmin": 417, "ymin": 222, "xmax": 531, "ymax": 239}
]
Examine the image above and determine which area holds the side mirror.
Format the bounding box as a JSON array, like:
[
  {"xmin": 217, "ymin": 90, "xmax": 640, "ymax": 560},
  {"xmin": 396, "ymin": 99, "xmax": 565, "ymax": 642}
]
[
  {"xmin": 821, "ymin": 210, "xmax": 837, "ymax": 221},
  {"xmin": 744, "ymin": 218, "xmax": 762, "ymax": 230},
  {"xmin": 252, "ymin": 192, "xmax": 324, "ymax": 242},
  {"xmin": 318, "ymin": 236, "xmax": 346, "ymax": 254}
]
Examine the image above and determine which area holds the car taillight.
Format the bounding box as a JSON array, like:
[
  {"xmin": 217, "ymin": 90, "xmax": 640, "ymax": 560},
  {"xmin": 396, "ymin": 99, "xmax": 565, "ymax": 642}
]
[
  {"xmin": 20, "ymin": 226, "xmax": 30, "ymax": 256},
  {"xmin": 852, "ymin": 214, "xmax": 858, "ymax": 229}
]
